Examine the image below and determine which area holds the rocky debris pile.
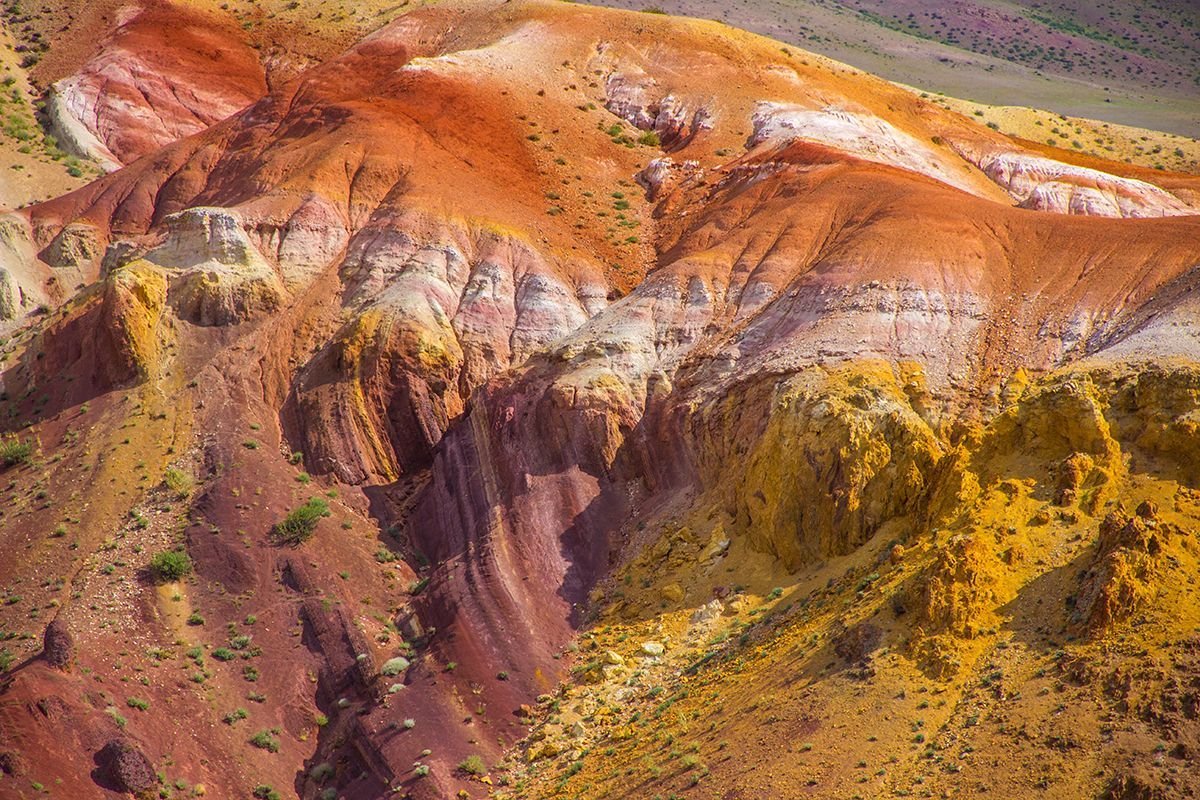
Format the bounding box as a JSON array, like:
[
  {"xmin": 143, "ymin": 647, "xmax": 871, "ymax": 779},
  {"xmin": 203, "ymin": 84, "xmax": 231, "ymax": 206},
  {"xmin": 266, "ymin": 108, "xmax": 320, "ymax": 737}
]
[
  {"xmin": 0, "ymin": 749, "xmax": 29, "ymax": 778},
  {"xmin": 833, "ymin": 622, "xmax": 883, "ymax": 666},
  {"xmin": 97, "ymin": 738, "xmax": 156, "ymax": 796},
  {"xmin": 1074, "ymin": 503, "xmax": 1167, "ymax": 634},
  {"xmin": 41, "ymin": 619, "xmax": 73, "ymax": 669}
]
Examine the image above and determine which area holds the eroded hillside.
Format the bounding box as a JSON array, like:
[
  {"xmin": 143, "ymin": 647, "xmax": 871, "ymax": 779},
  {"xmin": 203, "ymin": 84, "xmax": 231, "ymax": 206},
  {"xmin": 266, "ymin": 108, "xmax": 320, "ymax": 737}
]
[{"xmin": 0, "ymin": 2, "xmax": 1199, "ymax": 800}]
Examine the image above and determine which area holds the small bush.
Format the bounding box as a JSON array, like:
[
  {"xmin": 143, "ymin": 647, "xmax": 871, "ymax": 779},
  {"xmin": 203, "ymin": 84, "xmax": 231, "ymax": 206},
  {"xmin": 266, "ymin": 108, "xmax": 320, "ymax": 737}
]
[
  {"xmin": 163, "ymin": 467, "xmax": 192, "ymax": 498},
  {"xmin": 126, "ymin": 697, "xmax": 149, "ymax": 711},
  {"xmin": 249, "ymin": 730, "xmax": 280, "ymax": 753},
  {"xmin": 637, "ymin": 130, "xmax": 661, "ymax": 146},
  {"xmin": 0, "ymin": 436, "xmax": 33, "ymax": 468},
  {"xmin": 253, "ymin": 785, "xmax": 280, "ymax": 800},
  {"xmin": 149, "ymin": 550, "xmax": 192, "ymax": 583},
  {"xmin": 271, "ymin": 498, "xmax": 330, "ymax": 545},
  {"xmin": 223, "ymin": 708, "xmax": 248, "ymax": 725},
  {"xmin": 212, "ymin": 648, "xmax": 236, "ymax": 662},
  {"xmin": 458, "ymin": 754, "xmax": 487, "ymax": 776},
  {"xmin": 381, "ymin": 657, "xmax": 410, "ymax": 676}
]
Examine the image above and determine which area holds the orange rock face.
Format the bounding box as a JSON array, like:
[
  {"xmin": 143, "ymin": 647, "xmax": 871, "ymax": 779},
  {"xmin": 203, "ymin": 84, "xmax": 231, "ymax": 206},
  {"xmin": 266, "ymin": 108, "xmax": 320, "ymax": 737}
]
[
  {"xmin": 1, "ymin": 2, "xmax": 1199, "ymax": 799},
  {"xmin": 48, "ymin": 4, "xmax": 267, "ymax": 167}
]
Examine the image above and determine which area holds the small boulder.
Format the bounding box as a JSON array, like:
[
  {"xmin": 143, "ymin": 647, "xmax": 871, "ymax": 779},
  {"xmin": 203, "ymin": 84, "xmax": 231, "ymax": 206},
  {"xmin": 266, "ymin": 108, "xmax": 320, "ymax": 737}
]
[
  {"xmin": 660, "ymin": 582, "xmax": 685, "ymax": 603},
  {"xmin": 98, "ymin": 738, "xmax": 156, "ymax": 795},
  {"xmin": 640, "ymin": 641, "xmax": 665, "ymax": 657},
  {"xmin": 43, "ymin": 618, "xmax": 74, "ymax": 669},
  {"xmin": 603, "ymin": 650, "xmax": 625, "ymax": 666},
  {"xmin": 834, "ymin": 622, "xmax": 883, "ymax": 665},
  {"xmin": 689, "ymin": 599, "xmax": 724, "ymax": 626},
  {"xmin": 0, "ymin": 749, "xmax": 28, "ymax": 777},
  {"xmin": 527, "ymin": 741, "xmax": 560, "ymax": 762}
]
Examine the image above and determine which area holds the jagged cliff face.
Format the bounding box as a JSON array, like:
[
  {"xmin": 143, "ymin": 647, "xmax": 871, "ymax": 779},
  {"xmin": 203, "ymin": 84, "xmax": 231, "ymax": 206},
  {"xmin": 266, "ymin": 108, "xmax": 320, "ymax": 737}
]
[{"xmin": 1, "ymin": 2, "xmax": 1199, "ymax": 799}]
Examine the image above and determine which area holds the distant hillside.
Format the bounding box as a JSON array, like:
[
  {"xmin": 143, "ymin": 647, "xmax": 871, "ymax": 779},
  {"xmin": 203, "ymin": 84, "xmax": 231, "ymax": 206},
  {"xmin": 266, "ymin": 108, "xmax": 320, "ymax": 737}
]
[{"xmin": 587, "ymin": 0, "xmax": 1200, "ymax": 137}]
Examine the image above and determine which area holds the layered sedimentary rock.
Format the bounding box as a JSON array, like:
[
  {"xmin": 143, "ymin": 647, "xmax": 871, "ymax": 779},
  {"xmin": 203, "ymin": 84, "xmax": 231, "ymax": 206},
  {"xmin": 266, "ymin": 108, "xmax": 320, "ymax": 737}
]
[{"xmin": 47, "ymin": 4, "xmax": 267, "ymax": 167}]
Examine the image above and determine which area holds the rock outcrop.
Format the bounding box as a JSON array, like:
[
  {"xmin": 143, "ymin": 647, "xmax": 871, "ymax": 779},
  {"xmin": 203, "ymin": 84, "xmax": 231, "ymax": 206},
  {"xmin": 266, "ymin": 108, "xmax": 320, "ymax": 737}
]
[
  {"xmin": 41, "ymin": 619, "xmax": 73, "ymax": 669},
  {"xmin": 49, "ymin": 4, "xmax": 266, "ymax": 167},
  {"xmin": 969, "ymin": 148, "xmax": 1195, "ymax": 218},
  {"xmin": 96, "ymin": 739, "xmax": 156, "ymax": 796}
]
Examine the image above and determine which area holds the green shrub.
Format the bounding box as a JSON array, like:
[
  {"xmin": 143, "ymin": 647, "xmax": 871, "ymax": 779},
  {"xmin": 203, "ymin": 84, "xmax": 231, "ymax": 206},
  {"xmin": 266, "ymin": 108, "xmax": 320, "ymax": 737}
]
[
  {"xmin": 381, "ymin": 657, "xmax": 410, "ymax": 676},
  {"xmin": 126, "ymin": 697, "xmax": 149, "ymax": 711},
  {"xmin": 637, "ymin": 130, "xmax": 661, "ymax": 146},
  {"xmin": 253, "ymin": 785, "xmax": 280, "ymax": 800},
  {"xmin": 457, "ymin": 754, "xmax": 487, "ymax": 775},
  {"xmin": 149, "ymin": 550, "xmax": 192, "ymax": 583},
  {"xmin": 271, "ymin": 498, "xmax": 330, "ymax": 545},
  {"xmin": 0, "ymin": 436, "xmax": 33, "ymax": 468},
  {"xmin": 163, "ymin": 467, "xmax": 192, "ymax": 498},
  {"xmin": 212, "ymin": 648, "xmax": 236, "ymax": 662},
  {"xmin": 249, "ymin": 730, "xmax": 280, "ymax": 753}
]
